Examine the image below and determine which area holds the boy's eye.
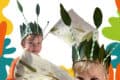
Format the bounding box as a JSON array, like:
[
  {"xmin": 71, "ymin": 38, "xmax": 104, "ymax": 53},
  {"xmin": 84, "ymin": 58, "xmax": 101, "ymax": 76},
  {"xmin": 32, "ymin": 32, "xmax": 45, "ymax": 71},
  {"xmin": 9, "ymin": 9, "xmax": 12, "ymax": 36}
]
[
  {"xmin": 76, "ymin": 77, "xmax": 99, "ymax": 80},
  {"xmin": 91, "ymin": 77, "xmax": 99, "ymax": 80},
  {"xmin": 28, "ymin": 42, "xmax": 33, "ymax": 44}
]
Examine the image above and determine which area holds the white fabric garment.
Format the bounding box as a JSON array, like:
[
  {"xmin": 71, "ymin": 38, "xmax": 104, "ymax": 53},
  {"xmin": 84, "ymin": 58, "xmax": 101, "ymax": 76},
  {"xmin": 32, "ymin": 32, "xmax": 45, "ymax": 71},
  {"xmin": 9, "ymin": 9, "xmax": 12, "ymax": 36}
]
[{"xmin": 14, "ymin": 51, "xmax": 72, "ymax": 80}]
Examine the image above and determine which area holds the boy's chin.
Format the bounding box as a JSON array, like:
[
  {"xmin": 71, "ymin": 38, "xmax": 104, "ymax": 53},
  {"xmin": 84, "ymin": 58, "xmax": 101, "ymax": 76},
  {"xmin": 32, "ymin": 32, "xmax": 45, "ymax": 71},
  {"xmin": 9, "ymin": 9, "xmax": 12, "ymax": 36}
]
[
  {"xmin": 29, "ymin": 52, "xmax": 40, "ymax": 56},
  {"xmin": 31, "ymin": 52, "xmax": 39, "ymax": 55}
]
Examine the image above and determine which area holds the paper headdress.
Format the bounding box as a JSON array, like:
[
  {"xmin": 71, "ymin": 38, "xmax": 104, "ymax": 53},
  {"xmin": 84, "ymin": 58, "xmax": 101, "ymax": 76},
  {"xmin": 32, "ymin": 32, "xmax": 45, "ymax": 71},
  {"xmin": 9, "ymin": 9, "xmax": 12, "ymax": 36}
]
[
  {"xmin": 20, "ymin": 22, "xmax": 43, "ymax": 40},
  {"xmin": 51, "ymin": 4, "xmax": 111, "ymax": 70},
  {"xmin": 17, "ymin": 0, "xmax": 43, "ymax": 40},
  {"xmin": 71, "ymin": 8, "xmax": 111, "ymax": 70}
]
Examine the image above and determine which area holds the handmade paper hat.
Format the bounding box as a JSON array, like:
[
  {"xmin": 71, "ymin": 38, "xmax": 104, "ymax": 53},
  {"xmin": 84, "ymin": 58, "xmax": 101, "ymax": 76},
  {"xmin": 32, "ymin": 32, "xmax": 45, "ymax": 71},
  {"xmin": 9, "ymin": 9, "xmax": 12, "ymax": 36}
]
[
  {"xmin": 71, "ymin": 8, "xmax": 111, "ymax": 70},
  {"xmin": 72, "ymin": 37, "xmax": 111, "ymax": 70},
  {"xmin": 56, "ymin": 4, "xmax": 111, "ymax": 70},
  {"xmin": 20, "ymin": 22, "xmax": 43, "ymax": 40},
  {"xmin": 17, "ymin": 0, "xmax": 43, "ymax": 40}
]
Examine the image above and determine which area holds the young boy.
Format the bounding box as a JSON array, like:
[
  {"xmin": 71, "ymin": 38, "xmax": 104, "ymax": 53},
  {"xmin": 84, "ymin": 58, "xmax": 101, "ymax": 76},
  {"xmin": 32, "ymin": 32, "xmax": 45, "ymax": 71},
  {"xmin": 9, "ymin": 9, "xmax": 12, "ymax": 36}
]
[
  {"xmin": 7, "ymin": 22, "xmax": 72, "ymax": 80},
  {"xmin": 6, "ymin": 21, "xmax": 43, "ymax": 80}
]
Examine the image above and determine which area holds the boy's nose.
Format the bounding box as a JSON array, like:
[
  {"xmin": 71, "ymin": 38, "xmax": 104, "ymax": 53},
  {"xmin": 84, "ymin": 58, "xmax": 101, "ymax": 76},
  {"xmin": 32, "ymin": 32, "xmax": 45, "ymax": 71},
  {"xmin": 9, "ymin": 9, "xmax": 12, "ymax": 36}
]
[{"xmin": 33, "ymin": 44, "xmax": 38, "ymax": 47}]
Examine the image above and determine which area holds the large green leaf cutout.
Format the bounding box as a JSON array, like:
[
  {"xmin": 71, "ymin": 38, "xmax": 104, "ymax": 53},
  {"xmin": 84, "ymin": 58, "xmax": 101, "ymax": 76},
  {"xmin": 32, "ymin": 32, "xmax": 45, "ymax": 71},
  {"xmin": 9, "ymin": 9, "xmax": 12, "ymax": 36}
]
[{"xmin": 102, "ymin": 11, "xmax": 120, "ymax": 41}]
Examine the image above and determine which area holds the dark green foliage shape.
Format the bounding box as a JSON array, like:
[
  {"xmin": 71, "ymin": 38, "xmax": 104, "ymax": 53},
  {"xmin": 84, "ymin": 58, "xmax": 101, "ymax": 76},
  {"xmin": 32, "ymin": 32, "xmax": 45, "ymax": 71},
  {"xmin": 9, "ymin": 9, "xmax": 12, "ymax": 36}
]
[{"xmin": 60, "ymin": 3, "xmax": 71, "ymax": 26}]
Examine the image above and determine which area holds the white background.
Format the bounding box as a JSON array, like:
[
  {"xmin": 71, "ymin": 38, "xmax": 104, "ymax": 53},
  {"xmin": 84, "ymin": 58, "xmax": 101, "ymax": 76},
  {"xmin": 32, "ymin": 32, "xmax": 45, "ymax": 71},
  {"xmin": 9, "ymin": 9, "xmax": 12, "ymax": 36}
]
[{"xmin": 4, "ymin": 0, "xmax": 117, "ymax": 68}]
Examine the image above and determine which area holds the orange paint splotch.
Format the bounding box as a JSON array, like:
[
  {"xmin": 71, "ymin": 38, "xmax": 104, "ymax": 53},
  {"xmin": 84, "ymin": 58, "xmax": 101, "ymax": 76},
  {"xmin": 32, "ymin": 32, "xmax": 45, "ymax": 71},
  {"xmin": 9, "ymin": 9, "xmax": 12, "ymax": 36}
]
[
  {"xmin": 0, "ymin": 21, "xmax": 7, "ymax": 56},
  {"xmin": 116, "ymin": 64, "xmax": 120, "ymax": 80},
  {"xmin": 109, "ymin": 64, "xmax": 114, "ymax": 80},
  {"xmin": 115, "ymin": 0, "xmax": 120, "ymax": 12}
]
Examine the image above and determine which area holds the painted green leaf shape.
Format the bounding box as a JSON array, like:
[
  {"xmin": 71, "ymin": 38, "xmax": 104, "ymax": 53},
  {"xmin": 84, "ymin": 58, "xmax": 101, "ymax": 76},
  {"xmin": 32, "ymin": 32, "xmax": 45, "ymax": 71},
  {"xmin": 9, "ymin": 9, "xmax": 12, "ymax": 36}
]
[
  {"xmin": 60, "ymin": 3, "xmax": 71, "ymax": 26},
  {"xmin": 102, "ymin": 11, "xmax": 120, "ymax": 41},
  {"xmin": 93, "ymin": 7, "xmax": 103, "ymax": 28}
]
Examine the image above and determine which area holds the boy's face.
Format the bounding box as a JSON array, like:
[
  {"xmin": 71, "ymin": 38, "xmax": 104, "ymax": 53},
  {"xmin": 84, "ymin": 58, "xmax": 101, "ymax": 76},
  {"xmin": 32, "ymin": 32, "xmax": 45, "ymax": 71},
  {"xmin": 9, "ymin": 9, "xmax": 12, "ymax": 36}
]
[
  {"xmin": 74, "ymin": 62, "xmax": 108, "ymax": 80},
  {"xmin": 22, "ymin": 34, "xmax": 43, "ymax": 55}
]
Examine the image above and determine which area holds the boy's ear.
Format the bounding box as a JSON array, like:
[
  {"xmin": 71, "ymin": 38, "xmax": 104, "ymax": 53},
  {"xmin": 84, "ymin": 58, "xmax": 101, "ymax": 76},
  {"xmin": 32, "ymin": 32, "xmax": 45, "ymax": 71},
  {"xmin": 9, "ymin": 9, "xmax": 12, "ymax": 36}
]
[{"xmin": 21, "ymin": 40, "xmax": 25, "ymax": 48}]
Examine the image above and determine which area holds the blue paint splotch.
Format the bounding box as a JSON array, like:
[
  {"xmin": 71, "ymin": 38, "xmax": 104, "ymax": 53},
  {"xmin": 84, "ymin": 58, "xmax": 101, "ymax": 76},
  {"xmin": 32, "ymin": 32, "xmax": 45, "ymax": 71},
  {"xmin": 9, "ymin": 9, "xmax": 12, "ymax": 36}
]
[
  {"xmin": 0, "ymin": 38, "xmax": 16, "ymax": 80},
  {"xmin": 106, "ymin": 42, "xmax": 120, "ymax": 68}
]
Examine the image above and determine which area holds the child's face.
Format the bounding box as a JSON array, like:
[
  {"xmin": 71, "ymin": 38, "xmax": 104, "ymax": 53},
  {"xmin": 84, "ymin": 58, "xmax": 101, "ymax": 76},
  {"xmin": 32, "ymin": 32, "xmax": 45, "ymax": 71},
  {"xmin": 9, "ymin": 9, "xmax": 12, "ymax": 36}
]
[
  {"xmin": 74, "ymin": 62, "xmax": 108, "ymax": 80},
  {"xmin": 22, "ymin": 34, "xmax": 43, "ymax": 55}
]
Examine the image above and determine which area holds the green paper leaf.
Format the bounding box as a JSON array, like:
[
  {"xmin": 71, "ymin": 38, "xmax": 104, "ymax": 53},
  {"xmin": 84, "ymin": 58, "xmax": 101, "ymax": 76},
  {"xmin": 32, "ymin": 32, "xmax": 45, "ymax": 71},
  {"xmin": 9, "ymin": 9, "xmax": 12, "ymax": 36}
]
[
  {"xmin": 93, "ymin": 41, "xmax": 99, "ymax": 60},
  {"xmin": 98, "ymin": 45, "xmax": 104, "ymax": 62},
  {"xmin": 104, "ymin": 54, "xmax": 111, "ymax": 70},
  {"xmin": 36, "ymin": 4, "xmax": 40, "ymax": 16},
  {"xmin": 77, "ymin": 43, "xmax": 84, "ymax": 60},
  {"xmin": 60, "ymin": 3, "xmax": 71, "ymax": 26},
  {"xmin": 93, "ymin": 7, "xmax": 102, "ymax": 28},
  {"xmin": 78, "ymin": 39, "xmax": 92, "ymax": 60},
  {"xmin": 72, "ymin": 45, "xmax": 78, "ymax": 63},
  {"xmin": 17, "ymin": 0, "xmax": 23, "ymax": 13},
  {"xmin": 20, "ymin": 23, "xmax": 26, "ymax": 38},
  {"xmin": 85, "ymin": 39, "xmax": 92, "ymax": 59}
]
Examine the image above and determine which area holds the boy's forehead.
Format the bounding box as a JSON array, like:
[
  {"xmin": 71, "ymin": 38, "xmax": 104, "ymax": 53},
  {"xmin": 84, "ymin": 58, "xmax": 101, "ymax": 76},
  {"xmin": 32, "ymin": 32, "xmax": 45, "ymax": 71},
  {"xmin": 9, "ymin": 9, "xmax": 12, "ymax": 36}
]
[
  {"xmin": 75, "ymin": 63, "xmax": 107, "ymax": 80},
  {"xmin": 74, "ymin": 61, "xmax": 106, "ymax": 73},
  {"xmin": 77, "ymin": 63, "xmax": 106, "ymax": 74},
  {"xmin": 25, "ymin": 34, "xmax": 43, "ymax": 40}
]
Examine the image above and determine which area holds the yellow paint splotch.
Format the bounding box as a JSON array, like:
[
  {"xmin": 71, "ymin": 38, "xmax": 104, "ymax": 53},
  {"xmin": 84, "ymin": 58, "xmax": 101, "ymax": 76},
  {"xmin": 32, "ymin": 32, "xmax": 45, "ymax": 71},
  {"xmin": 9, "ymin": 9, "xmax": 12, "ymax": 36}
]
[{"xmin": 0, "ymin": 0, "xmax": 13, "ymax": 35}]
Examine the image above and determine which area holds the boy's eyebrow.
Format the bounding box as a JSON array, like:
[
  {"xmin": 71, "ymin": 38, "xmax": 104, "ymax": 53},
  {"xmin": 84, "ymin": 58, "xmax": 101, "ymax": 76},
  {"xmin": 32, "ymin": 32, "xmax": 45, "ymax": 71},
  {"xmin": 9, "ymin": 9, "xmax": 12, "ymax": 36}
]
[{"xmin": 26, "ymin": 38, "xmax": 34, "ymax": 41}]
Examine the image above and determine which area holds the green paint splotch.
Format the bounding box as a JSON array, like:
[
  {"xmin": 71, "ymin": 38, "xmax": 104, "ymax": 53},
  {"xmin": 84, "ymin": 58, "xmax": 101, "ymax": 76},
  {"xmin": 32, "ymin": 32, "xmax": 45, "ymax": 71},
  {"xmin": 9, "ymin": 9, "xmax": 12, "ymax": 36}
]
[{"xmin": 102, "ymin": 11, "xmax": 120, "ymax": 41}]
